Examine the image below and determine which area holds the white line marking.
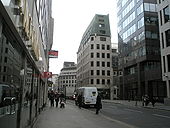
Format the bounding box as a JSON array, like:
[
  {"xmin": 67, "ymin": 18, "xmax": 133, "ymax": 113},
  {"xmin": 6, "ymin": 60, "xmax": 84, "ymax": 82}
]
[
  {"xmin": 153, "ymin": 114, "xmax": 170, "ymax": 119},
  {"xmin": 124, "ymin": 109, "xmax": 143, "ymax": 113}
]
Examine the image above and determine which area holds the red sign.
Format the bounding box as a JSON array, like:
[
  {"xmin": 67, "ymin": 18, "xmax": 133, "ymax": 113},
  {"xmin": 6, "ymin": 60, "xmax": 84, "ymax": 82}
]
[
  {"xmin": 48, "ymin": 50, "xmax": 58, "ymax": 58},
  {"xmin": 42, "ymin": 72, "xmax": 52, "ymax": 78}
]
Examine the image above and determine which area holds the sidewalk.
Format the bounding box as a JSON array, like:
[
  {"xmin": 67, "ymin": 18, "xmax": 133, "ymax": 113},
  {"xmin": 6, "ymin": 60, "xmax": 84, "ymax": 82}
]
[
  {"xmin": 33, "ymin": 102, "xmax": 137, "ymax": 128},
  {"xmin": 103, "ymin": 100, "xmax": 170, "ymax": 111}
]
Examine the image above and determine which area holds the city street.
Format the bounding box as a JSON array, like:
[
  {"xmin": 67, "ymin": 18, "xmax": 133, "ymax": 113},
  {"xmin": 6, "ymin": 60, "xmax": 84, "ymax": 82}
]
[
  {"xmin": 33, "ymin": 101, "xmax": 135, "ymax": 128},
  {"xmin": 87, "ymin": 102, "xmax": 170, "ymax": 128},
  {"xmin": 33, "ymin": 100, "xmax": 170, "ymax": 128}
]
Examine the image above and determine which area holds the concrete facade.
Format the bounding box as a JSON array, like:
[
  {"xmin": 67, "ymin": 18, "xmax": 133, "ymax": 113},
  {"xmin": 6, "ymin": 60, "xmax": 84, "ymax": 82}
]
[
  {"xmin": 77, "ymin": 14, "xmax": 113, "ymax": 99},
  {"xmin": 157, "ymin": 0, "xmax": 170, "ymax": 104}
]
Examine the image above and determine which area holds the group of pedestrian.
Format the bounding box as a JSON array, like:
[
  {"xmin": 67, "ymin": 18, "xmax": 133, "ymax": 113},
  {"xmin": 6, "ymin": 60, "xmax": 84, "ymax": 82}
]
[
  {"xmin": 48, "ymin": 90, "xmax": 65, "ymax": 108},
  {"xmin": 142, "ymin": 95, "xmax": 158, "ymax": 107}
]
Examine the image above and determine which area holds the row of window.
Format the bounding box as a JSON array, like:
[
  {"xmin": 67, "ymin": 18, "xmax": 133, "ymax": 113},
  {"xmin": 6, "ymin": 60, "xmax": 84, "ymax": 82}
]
[
  {"xmin": 90, "ymin": 70, "xmax": 111, "ymax": 76},
  {"xmin": 59, "ymin": 80, "xmax": 76, "ymax": 84},
  {"xmin": 90, "ymin": 79, "xmax": 110, "ymax": 85},
  {"xmin": 90, "ymin": 52, "xmax": 110, "ymax": 58},
  {"xmin": 60, "ymin": 84, "xmax": 76, "ymax": 87},
  {"xmin": 60, "ymin": 76, "xmax": 76, "ymax": 79},
  {"xmin": 91, "ymin": 61, "xmax": 111, "ymax": 67},
  {"xmin": 91, "ymin": 44, "xmax": 110, "ymax": 50}
]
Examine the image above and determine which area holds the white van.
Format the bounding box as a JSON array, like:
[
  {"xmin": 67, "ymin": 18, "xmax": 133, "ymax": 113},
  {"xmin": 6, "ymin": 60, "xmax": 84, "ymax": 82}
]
[{"xmin": 76, "ymin": 87, "xmax": 98, "ymax": 107}]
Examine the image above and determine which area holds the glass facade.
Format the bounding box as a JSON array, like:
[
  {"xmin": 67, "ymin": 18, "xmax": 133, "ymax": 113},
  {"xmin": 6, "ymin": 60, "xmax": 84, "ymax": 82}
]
[{"xmin": 117, "ymin": 0, "xmax": 166, "ymax": 100}]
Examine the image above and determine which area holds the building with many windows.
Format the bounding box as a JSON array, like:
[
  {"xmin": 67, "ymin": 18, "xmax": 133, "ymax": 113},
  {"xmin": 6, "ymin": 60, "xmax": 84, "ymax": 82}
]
[
  {"xmin": 117, "ymin": 0, "xmax": 166, "ymax": 101},
  {"xmin": 157, "ymin": 0, "xmax": 170, "ymax": 105},
  {"xmin": 58, "ymin": 62, "xmax": 77, "ymax": 98},
  {"xmin": 77, "ymin": 14, "xmax": 113, "ymax": 99},
  {"xmin": 0, "ymin": 0, "xmax": 54, "ymax": 128}
]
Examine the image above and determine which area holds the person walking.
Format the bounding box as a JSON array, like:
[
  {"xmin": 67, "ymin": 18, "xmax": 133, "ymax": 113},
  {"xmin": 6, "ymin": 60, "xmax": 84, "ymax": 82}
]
[
  {"xmin": 55, "ymin": 92, "xmax": 59, "ymax": 107},
  {"xmin": 77, "ymin": 94, "xmax": 82, "ymax": 109},
  {"xmin": 95, "ymin": 94, "xmax": 102, "ymax": 114},
  {"xmin": 49, "ymin": 91, "xmax": 55, "ymax": 107}
]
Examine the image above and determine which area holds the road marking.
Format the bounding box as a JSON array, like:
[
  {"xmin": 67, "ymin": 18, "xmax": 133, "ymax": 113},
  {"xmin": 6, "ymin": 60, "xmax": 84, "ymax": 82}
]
[
  {"xmin": 100, "ymin": 114, "xmax": 138, "ymax": 128},
  {"xmin": 124, "ymin": 109, "xmax": 143, "ymax": 113},
  {"xmin": 153, "ymin": 114, "xmax": 170, "ymax": 119}
]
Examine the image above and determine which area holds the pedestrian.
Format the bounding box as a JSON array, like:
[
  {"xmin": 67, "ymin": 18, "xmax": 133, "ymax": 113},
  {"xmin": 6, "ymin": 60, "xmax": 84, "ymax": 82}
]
[
  {"xmin": 77, "ymin": 94, "xmax": 82, "ymax": 109},
  {"xmin": 49, "ymin": 91, "xmax": 55, "ymax": 107},
  {"xmin": 95, "ymin": 94, "xmax": 102, "ymax": 114},
  {"xmin": 55, "ymin": 92, "xmax": 59, "ymax": 107},
  {"xmin": 145, "ymin": 95, "xmax": 149, "ymax": 106},
  {"xmin": 142, "ymin": 95, "xmax": 145, "ymax": 106}
]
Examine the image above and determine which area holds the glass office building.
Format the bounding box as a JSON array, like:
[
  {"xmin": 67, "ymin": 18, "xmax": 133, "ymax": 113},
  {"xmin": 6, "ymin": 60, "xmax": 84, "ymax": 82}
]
[{"xmin": 117, "ymin": 0, "xmax": 166, "ymax": 101}]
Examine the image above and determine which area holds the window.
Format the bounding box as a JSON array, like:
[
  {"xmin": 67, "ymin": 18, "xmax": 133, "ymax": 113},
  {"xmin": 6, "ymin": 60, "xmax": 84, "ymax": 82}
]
[
  {"xmin": 100, "ymin": 30, "xmax": 106, "ymax": 34},
  {"xmin": 113, "ymin": 71, "xmax": 117, "ymax": 76},
  {"xmin": 97, "ymin": 70, "xmax": 100, "ymax": 75},
  {"xmin": 4, "ymin": 57, "xmax": 7, "ymax": 63},
  {"xmin": 102, "ymin": 62, "xmax": 105, "ymax": 67},
  {"xmin": 144, "ymin": 3, "xmax": 157, "ymax": 12},
  {"xmin": 107, "ymin": 79, "xmax": 110, "ymax": 85},
  {"xmin": 97, "ymin": 44, "xmax": 100, "ymax": 49},
  {"xmin": 137, "ymin": 4, "xmax": 143, "ymax": 16},
  {"xmin": 99, "ymin": 24, "xmax": 105, "ymax": 27},
  {"xmin": 97, "ymin": 79, "xmax": 100, "ymax": 84},
  {"xmin": 99, "ymin": 19, "xmax": 104, "ymax": 22},
  {"xmin": 102, "ymin": 79, "xmax": 105, "ymax": 84},
  {"xmin": 168, "ymin": 55, "xmax": 170, "ymax": 72},
  {"xmin": 138, "ymin": 17, "xmax": 144, "ymax": 29},
  {"xmin": 163, "ymin": 6, "xmax": 170, "ymax": 23},
  {"xmin": 91, "ymin": 61, "xmax": 94, "ymax": 67},
  {"xmin": 91, "ymin": 37, "xmax": 94, "ymax": 41},
  {"xmin": 107, "ymin": 70, "xmax": 110, "ymax": 76},
  {"xmin": 107, "ymin": 53, "xmax": 110, "ymax": 58},
  {"xmin": 107, "ymin": 45, "xmax": 110, "ymax": 50},
  {"xmin": 91, "ymin": 70, "xmax": 94, "ymax": 75},
  {"xmin": 107, "ymin": 62, "xmax": 110, "ymax": 67},
  {"xmin": 3, "ymin": 66, "xmax": 7, "ymax": 72},
  {"xmin": 160, "ymin": 11, "xmax": 163, "ymax": 25},
  {"xmin": 165, "ymin": 29, "xmax": 170, "ymax": 47},
  {"xmin": 102, "ymin": 53, "xmax": 105, "ymax": 58},
  {"xmin": 102, "ymin": 44, "xmax": 105, "ymax": 50},
  {"xmin": 5, "ymin": 48, "xmax": 8, "ymax": 53},
  {"xmin": 163, "ymin": 56, "xmax": 166, "ymax": 73},
  {"xmin": 91, "ymin": 44, "xmax": 94, "ymax": 49},
  {"xmin": 91, "ymin": 79, "xmax": 94, "ymax": 84},
  {"xmin": 96, "ymin": 53, "xmax": 100, "ymax": 58},
  {"xmin": 96, "ymin": 61, "xmax": 100, "ymax": 67},
  {"xmin": 91, "ymin": 53, "xmax": 94, "ymax": 58},
  {"xmin": 100, "ymin": 37, "xmax": 106, "ymax": 41},
  {"xmin": 161, "ymin": 33, "xmax": 164, "ymax": 48},
  {"xmin": 102, "ymin": 70, "xmax": 105, "ymax": 75}
]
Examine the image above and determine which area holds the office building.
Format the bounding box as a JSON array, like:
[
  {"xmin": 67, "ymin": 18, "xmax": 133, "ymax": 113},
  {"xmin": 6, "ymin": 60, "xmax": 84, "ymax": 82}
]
[
  {"xmin": 58, "ymin": 62, "xmax": 77, "ymax": 98},
  {"xmin": 77, "ymin": 14, "xmax": 113, "ymax": 99},
  {"xmin": 117, "ymin": 0, "xmax": 166, "ymax": 100},
  {"xmin": 157, "ymin": 0, "xmax": 170, "ymax": 105}
]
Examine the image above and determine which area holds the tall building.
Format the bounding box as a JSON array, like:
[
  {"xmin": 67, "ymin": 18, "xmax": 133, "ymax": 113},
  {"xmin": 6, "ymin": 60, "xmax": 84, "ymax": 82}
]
[
  {"xmin": 77, "ymin": 14, "xmax": 113, "ymax": 99},
  {"xmin": 111, "ymin": 47, "xmax": 119, "ymax": 99},
  {"xmin": 117, "ymin": 0, "xmax": 166, "ymax": 101},
  {"xmin": 58, "ymin": 62, "xmax": 77, "ymax": 98},
  {"xmin": 0, "ymin": 0, "xmax": 54, "ymax": 128},
  {"xmin": 157, "ymin": 0, "xmax": 170, "ymax": 105}
]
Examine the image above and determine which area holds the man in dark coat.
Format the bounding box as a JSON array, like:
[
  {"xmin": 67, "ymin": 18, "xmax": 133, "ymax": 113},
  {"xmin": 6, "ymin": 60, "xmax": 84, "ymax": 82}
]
[
  {"xmin": 77, "ymin": 94, "xmax": 82, "ymax": 108},
  {"xmin": 95, "ymin": 94, "xmax": 102, "ymax": 114}
]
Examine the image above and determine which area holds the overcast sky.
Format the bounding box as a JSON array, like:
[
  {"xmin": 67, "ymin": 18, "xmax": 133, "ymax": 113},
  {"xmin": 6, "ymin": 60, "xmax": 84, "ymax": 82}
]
[{"xmin": 49, "ymin": 0, "xmax": 118, "ymax": 74}]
